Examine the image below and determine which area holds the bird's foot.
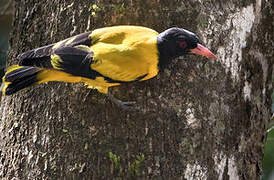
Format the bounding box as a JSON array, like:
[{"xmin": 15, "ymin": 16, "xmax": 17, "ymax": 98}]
[
  {"xmin": 108, "ymin": 91, "xmax": 136, "ymax": 110},
  {"xmin": 115, "ymin": 100, "xmax": 136, "ymax": 110}
]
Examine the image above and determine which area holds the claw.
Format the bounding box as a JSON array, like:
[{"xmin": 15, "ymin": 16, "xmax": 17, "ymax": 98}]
[{"xmin": 107, "ymin": 91, "xmax": 136, "ymax": 110}]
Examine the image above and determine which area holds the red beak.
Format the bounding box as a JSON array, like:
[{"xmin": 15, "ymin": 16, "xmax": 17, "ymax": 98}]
[{"xmin": 190, "ymin": 44, "xmax": 217, "ymax": 60}]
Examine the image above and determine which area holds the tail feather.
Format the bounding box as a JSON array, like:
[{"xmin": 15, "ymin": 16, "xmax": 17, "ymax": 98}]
[
  {"xmin": 5, "ymin": 73, "xmax": 39, "ymax": 95},
  {"xmin": 1, "ymin": 65, "xmax": 83, "ymax": 95},
  {"xmin": 1, "ymin": 65, "xmax": 41, "ymax": 95},
  {"xmin": 5, "ymin": 66, "xmax": 40, "ymax": 82}
]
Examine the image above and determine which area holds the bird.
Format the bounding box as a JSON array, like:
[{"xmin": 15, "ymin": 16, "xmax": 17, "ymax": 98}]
[{"xmin": 1, "ymin": 25, "xmax": 216, "ymax": 108}]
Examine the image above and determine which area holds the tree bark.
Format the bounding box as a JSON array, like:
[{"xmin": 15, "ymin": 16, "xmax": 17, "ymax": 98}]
[{"xmin": 0, "ymin": 0, "xmax": 273, "ymax": 179}]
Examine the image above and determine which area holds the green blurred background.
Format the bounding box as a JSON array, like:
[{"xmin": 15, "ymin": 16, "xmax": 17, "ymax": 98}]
[{"xmin": 0, "ymin": 1, "xmax": 273, "ymax": 179}]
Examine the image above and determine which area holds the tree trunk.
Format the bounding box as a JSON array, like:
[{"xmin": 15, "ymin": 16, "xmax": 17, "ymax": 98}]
[{"xmin": 0, "ymin": 0, "xmax": 273, "ymax": 179}]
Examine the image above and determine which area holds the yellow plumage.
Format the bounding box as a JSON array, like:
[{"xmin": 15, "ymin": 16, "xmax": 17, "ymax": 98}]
[
  {"xmin": 2, "ymin": 25, "xmax": 160, "ymax": 96},
  {"xmin": 90, "ymin": 26, "xmax": 159, "ymax": 84}
]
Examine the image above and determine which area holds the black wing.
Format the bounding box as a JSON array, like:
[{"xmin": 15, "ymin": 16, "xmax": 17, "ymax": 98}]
[
  {"xmin": 18, "ymin": 31, "xmax": 92, "ymax": 68},
  {"xmin": 51, "ymin": 46, "xmax": 97, "ymax": 79}
]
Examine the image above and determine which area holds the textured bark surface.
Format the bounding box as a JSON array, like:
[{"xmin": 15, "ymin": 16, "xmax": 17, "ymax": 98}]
[{"xmin": 0, "ymin": 0, "xmax": 273, "ymax": 179}]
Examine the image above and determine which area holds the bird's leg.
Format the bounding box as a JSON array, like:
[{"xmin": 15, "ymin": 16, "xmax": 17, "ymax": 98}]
[
  {"xmin": 107, "ymin": 90, "xmax": 136, "ymax": 110},
  {"xmin": 82, "ymin": 89, "xmax": 92, "ymax": 102}
]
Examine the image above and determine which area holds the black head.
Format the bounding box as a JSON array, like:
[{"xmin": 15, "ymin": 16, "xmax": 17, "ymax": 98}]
[{"xmin": 157, "ymin": 27, "xmax": 216, "ymax": 68}]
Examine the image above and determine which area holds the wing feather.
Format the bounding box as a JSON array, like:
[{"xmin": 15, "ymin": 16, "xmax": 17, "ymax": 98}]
[{"xmin": 19, "ymin": 32, "xmax": 92, "ymax": 68}]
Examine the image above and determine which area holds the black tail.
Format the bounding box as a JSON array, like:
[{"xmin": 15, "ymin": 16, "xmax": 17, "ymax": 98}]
[{"xmin": 1, "ymin": 65, "xmax": 42, "ymax": 95}]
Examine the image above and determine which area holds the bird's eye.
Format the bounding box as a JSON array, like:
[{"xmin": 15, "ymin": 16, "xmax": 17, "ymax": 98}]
[{"xmin": 179, "ymin": 41, "xmax": 187, "ymax": 48}]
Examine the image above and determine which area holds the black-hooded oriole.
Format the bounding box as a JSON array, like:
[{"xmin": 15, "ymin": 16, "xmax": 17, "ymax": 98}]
[{"xmin": 1, "ymin": 25, "xmax": 216, "ymax": 107}]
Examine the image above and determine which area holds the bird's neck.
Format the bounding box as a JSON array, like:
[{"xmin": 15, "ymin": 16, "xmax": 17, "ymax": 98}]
[{"xmin": 157, "ymin": 34, "xmax": 177, "ymax": 69}]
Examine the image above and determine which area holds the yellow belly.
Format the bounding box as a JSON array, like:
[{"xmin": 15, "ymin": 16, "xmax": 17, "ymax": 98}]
[{"xmin": 37, "ymin": 70, "xmax": 119, "ymax": 94}]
